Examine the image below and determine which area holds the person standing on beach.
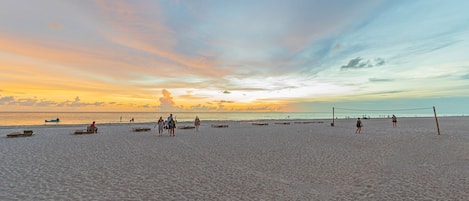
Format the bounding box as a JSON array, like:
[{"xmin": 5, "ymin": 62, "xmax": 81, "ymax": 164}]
[
  {"xmin": 355, "ymin": 118, "xmax": 362, "ymax": 134},
  {"xmin": 194, "ymin": 116, "xmax": 201, "ymax": 132},
  {"xmin": 155, "ymin": 116, "xmax": 164, "ymax": 136},
  {"xmin": 167, "ymin": 114, "xmax": 175, "ymax": 136},
  {"xmin": 392, "ymin": 114, "xmax": 397, "ymax": 128}
]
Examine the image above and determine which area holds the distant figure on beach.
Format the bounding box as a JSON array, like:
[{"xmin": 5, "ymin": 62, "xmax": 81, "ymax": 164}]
[
  {"xmin": 120, "ymin": 116, "xmax": 122, "ymax": 122},
  {"xmin": 194, "ymin": 116, "xmax": 201, "ymax": 132},
  {"xmin": 167, "ymin": 114, "xmax": 175, "ymax": 136},
  {"xmin": 355, "ymin": 118, "xmax": 362, "ymax": 134},
  {"xmin": 156, "ymin": 116, "xmax": 164, "ymax": 136},
  {"xmin": 392, "ymin": 114, "xmax": 397, "ymax": 128},
  {"xmin": 90, "ymin": 121, "xmax": 98, "ymax": 133},
  {"xmin": 130, "ymin": 118, "xmax": 134, "ymax": 123}
]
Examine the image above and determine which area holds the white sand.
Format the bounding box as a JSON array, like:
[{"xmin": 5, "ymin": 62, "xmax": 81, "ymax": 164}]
[{"xmin": 1, "ymin": 117, "xmax": 469, "ymax": 200}]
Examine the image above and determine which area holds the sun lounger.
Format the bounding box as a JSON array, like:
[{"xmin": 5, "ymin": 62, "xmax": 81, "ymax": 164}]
[
  {"xmin": 211, "ymin": 124, "xmax": 228, "ymax": 128},
  {"xmin": 74, "ymin": 126, "xmax": 98, "ymax": 135},
  {"xmin": 177, "ymin": 126, "xmax": 195, "ymax": 129},
  {"xmin": 6, "ymin": 130, "xmax": 34, "ymax": 138},
  {"xmin": 132, "ymin": 127, "xmax": 151, "ymax": 132},
  {"xmin": 274, "ymin": 122, "xmax": 291, "ymax": 125},
  {"xmin": 252, "ymin": 122, "xmax": 269, "ymax": 126}
]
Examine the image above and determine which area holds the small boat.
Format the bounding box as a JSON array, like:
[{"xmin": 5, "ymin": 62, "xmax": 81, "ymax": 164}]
[{"xmin": 45, "ymin": 118, "xmax": 60, "ymax": 123}]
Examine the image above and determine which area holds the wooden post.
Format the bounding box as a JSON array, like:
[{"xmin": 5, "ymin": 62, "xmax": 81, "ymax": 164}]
[
  {"xmin": 433, "ymin": 106, "xmax": 441, "ymax": 135},
  {"xmin": 332, "ymin": 107, "xmax": 335, "ymax": 127}
]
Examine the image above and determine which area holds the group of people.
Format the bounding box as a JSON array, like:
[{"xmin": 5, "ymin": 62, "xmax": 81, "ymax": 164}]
[
  {"xmin": 355, "ymin": 114, "xmax": 397, "ymax": 134},
  {"xmin": 155, "ymin": 114, "xmax": 176, "ymax": 136},
  {"xmin": 154, "ymin": 114, "xmax": 201, "ymax": 136}
]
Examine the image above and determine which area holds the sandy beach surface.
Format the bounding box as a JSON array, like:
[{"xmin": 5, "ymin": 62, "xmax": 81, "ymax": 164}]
[{"xmin": 1, "ymin": 117, "xmax": 469, "ymax": 200}]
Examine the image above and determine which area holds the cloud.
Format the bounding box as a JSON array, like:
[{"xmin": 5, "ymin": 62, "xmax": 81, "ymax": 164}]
[
  {"xmin": 0, "ymin": 95, "xmax": 97, "ymax": 107},
  {"xmin": 190, "ymin": 104, "xmax": 217, "ymax": 111},
  {"xmin": 246, "ymin": 105, "xmax": 282, "ymax": 112},
  {"xmin": 93, "ymin": 101, "xmax": 105, "ymax": 106},
  {"xmin": 341, "ymin": 57, "xmax": 385, "ymax": 70},
  {"xmin": 0, "ymin": 96, "xmax": 14, "ymax": 104},
  {"xmin": 368, "ymin": 78, "xmax": 394, "ymax": 82},
  {"xmin": 158, "ymin": 89, "xmax": 182, "ymax": 112},
  {"xmin": 68, "ymin": 96, "xmax": 87, "ymax": 107},
  {"xmin": 360, "ymin": 90, "xmax": 406, "ymax": 97},
  {"xmin": 54, "ymin": 96, "xmax": 105, "ymax": 108},
  {"xmin": 11, "ymin": 98, "xmax": 37, "ymax": 106},
  {"xmin": 36, "ymin": 100, "xmax": 58, "ymax": 107},
  {"xmin": 159, "ymin": 89, "xmax": 174, "ymax": 106}
]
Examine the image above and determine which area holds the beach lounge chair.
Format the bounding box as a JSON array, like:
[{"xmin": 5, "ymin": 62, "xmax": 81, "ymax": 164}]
[
  {"xmin": 177, "ymin": 125, "xmax": 195, "ymax": 129},
  {"xmin": 211, "ymin": 124, "xmax": 228, "ymax": 128},
  {"xmin": 274, "ymin": 122, "xmax": 291, "ymax": 125},
  {"xmin": 252, "ymin": 122, "xmax": 269, "ymax": 126},
  {"xmin": 6, "ymin": 130, "xmax": 34, "ymax": 138},
  {"xmin": 74, "ymin": 126, "xmax": 97, "ymax": 135},
  {"xmin": 132, "ymin": 127, "xmax": 151, "ymax": 132}
]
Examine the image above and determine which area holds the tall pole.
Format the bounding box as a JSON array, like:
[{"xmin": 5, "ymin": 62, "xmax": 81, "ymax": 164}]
[
  {"xmin": 332, "ymin": 107, "xmax": 335, "ymax": 127},
  {"xmin": 433, "ymin": 106, "xmax": 441, "ymax": 135}
]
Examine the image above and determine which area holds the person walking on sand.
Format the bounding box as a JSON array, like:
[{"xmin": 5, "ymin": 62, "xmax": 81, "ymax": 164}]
[
  {"xmin": 194, "ymin": 116, "xmax": 201, "ymax": 132},
  {"xmin": 355, "ymin": 118, "xmax": 362, "ymax": 134},
  {"xmin": 167, "ymin": 114, "xmax": 175, "ymax": 136},
  {"xmin": 155, "ymin": 116, "xmax": 164, "ymax": 136},
  {"xmin": 392, "ymin": 114, "xmax": 397, "ymax": 128}
]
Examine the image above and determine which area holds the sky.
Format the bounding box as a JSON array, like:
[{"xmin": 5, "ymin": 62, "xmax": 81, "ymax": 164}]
[{"xmin": 1, "ymin": 0, "xmax": 469, "ymax": 114}]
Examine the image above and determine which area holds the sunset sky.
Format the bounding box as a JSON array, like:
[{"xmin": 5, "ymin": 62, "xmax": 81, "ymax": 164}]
[{"xmin": 1, "ymin": 0, "xmax": 469, "ymax": 114}]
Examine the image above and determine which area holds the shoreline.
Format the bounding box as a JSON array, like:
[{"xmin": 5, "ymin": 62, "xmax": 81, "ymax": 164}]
[{"xmin": 1, "ymin": 116, "xmax": 466, "ymax": 129}]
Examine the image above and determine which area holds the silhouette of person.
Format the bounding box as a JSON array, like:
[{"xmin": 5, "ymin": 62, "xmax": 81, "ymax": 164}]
[
  {"xmin": 355, "ymin": 118, "xmax": 362, "ymax": 134},
  {"xmin": 194, "ymin": 116, "xmax": 201, "ymax": 132}
]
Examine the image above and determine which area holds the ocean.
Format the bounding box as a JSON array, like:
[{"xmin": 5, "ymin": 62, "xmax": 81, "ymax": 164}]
[{"xmin": 0, "ymin": 111, "xmax": 439, "ymax": 127}]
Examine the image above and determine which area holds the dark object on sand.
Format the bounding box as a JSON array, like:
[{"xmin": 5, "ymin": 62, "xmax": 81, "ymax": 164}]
[
  {"xmin": 274, "ymin": 122, "xmax": 291, "ymax": 125},
  {"xmin": 74, "ymin": 126, "xmax": 98, "ymax": 135},
  {"xmin": 211, "ymin": 124, "xmax": 229, "ymax": 128},
  {"xmin": 7, "ymin": 130, "xmax": 34, "ymax": 138},
  {"xmin": 252, "ymin": 122, "xmax": 269, "ymax": 126},
  {"xmin": 178, "ymin": 126, "xmax": 195, "ymax": 129},
  {"xmin": 132, "ymin": 127, "xmax": 151, "ymax": 132}
]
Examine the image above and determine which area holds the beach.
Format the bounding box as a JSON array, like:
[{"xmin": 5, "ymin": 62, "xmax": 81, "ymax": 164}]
[{"xmin": 1, "ymin": 117, "xmax": 469, "ymax": 200}]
